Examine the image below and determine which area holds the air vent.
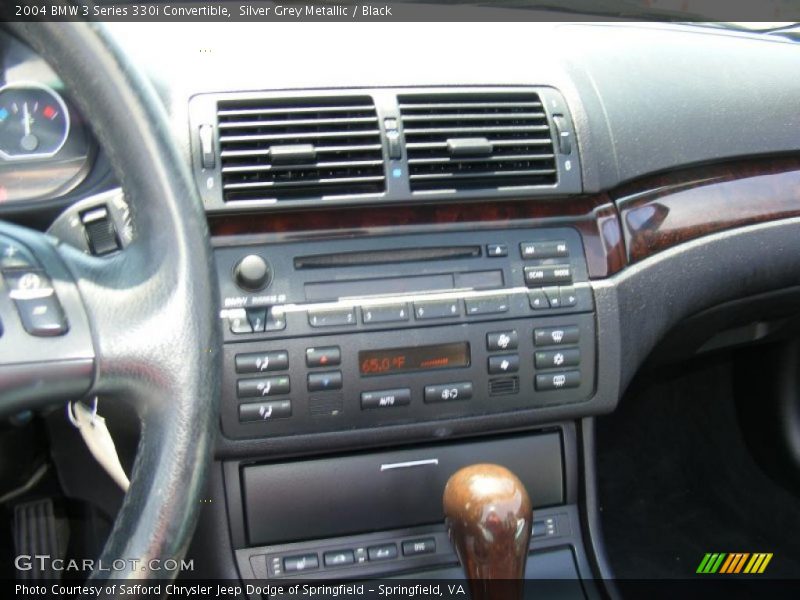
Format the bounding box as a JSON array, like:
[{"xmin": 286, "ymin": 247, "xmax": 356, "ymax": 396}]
[
  {"xmin": 217, "ymin": 96, "xmax": 386, "ymax": 202},
  {"xmin": 399, "ymin": 92, "xmax": 557, "ymax": 193}
]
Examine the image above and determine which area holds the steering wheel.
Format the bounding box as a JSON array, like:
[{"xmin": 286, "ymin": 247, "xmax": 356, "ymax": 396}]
[{"xmin": 0, "ymin": 22, "xmax": 220, "ymax": 580}]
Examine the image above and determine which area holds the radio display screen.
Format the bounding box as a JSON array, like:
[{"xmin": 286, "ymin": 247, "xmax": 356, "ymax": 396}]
[{"xmin": 359, "ymin": 342, "xmax": 470, "ymax": 376}]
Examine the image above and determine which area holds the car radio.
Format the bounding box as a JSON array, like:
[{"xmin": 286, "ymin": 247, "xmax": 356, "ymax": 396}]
[{"xmin": 215, "ymin": 227, "xmax": 596, "ymax": 439}]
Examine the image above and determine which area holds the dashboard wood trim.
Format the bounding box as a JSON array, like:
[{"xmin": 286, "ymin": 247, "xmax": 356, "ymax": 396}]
[
  {"xmin": 616, "ymin": 157, "xmax": 800, "ymax": 264},
  {"xmin": 208, "ymin": 195, "xmax": 628, "ymax": 280}
]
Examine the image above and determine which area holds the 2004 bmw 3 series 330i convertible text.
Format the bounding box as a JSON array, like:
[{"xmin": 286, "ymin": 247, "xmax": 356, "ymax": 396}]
[{"xmin": 0, "ymin": 2, "xmax": 799, "ymax": 599}]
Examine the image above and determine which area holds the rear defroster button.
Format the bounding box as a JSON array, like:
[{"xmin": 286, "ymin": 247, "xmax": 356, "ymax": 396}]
[{"xmin": 535, "ymin": 371, "xmax": 580, "ymax": 391}]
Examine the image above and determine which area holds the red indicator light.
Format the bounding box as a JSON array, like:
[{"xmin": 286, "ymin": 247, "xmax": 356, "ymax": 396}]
[{"xmin": 43, "ymin": 105, "xmax": 57, "ymax": 119}]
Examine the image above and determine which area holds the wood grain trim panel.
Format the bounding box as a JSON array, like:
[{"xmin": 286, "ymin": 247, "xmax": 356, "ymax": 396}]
[{"xmin": 616, "ymin": 157, "xmax": 800, "ymax": 263}]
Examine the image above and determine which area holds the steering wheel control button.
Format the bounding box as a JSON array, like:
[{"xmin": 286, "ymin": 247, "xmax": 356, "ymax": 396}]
[
  {"xmin": 402, "ymin": 538, "xmax": 436, "ymax": 556},
  {"xmin": 239, "ymin": 400, "xmax": 292, "ymax": 422},
  {"xmin": 4, "ymin": 269, "xmax": 52, "ymax": 297},
  {"xmin": 487, "ymin": 330, "xmax": 518, "ymax": 351},
  {"xmin": 534, "ymin": 326, "xmax": 579, "ymax": 347},
  {"xmin": 528, "ymin": 289, "xmax": 549, "ymax": 310},
  {"xmin": 14, "ymin": 295, "xmax": 68, "ymax": 336},
  {"xmin": 535, "ymin": 370, "xmax": 581, "ymax": 391},
  {"xmin": 368, "ymin": 544, "xmax": 398, "ymax": 561},
  {"xmin": 465, "ymin": 295, "xmax": 509, "ymax": 316},
  {"xmin": 306, "ymin": 346, "xmax": 341, "ymax": 368},
  {"xmin": 362, "ymin": 303, "xmax": 410, "ymax": 324},
  {"xmin": 235, "ymin": 351, "xmax": 289, "ymax": 374},
  {"xmin": 283, "ymin": 554, "xmax": 319, "ymax": 573},
  {"xmin": 324, "ymin": 550, "xmax": 355, "ymax": 567},
  {"xmin": 520, "ymin": 241, "xmax": 569, "ymax": 259},
  {"xmin": 535, "ymin": 348, "xmax": 580, "ymax": 369},
  {"xmin": 424, "ymin": 382, "xmax": 473, "ymax": 403},
  {"xmin": 234, "ymin": 254, "xmax": 271, "ymax": 291},
  {"xmin": 308, "ymin": 307, "xmax": 356, "ymax": 327},
  {"xmin": 0, "ymin": 237, "xmax": 38, "ymax": 270},
  {"xmin": 307, "ymin": 370, "xmax": 343, "ymax": 392},
  {"xmin": 486, "ymin": 243, "xmax": 508, "ymax": 257},
  {"xmin": 488, "ymin": 354, "xmax": 520, "ymax": 374},
  {"xmin": 414, "ymin": 299, "xmax": 461, "ymax": 320},
  {"xmin": 237, "ymin": 376, "xmax": 291, "ymax": 398},
  {"xmin": 81, "ymin": 206, "xmax": 121, "ymax": 256},
  {"xmin": 361, "ymin": 388, "xmax": 411, "ymax": 409},
  {"xmin": 524, "ymin": 264, "xmax": 572, "ymax": 286}
]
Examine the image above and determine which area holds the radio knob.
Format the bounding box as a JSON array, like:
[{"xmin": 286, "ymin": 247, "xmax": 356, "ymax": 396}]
[{"xmin": 234, "ymin": 254, "xmax": 271, "ymax": 291}]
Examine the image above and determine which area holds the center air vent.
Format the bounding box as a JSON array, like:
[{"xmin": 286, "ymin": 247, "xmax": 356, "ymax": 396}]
[
  {"xmin": 217, "ymin": 96, "xmax": 386, "ymax": 202},
  {"xmin": 399, "ymin": 92, "xmax": 557, "ymax": 193}
]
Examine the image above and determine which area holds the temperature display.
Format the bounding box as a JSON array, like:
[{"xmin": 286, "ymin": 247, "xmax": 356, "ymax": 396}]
[
  {"xmin": 0, "ymin": 83, "xmax": 70, "ymax": 160},
  {"xmin": 359, "ymin": 342, "xmax": 470, "ymax": 376}
]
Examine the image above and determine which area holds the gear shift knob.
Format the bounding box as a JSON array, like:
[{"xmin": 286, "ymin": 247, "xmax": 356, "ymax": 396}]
[{"xmin": 443, "ymin": 464, "xmax": 533, "ymax": 599}]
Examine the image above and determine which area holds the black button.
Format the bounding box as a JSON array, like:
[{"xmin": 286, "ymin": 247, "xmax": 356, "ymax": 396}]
[
  {"xmin": 308, "ymin": 308, "xmax": 355, "ymax": 327},
  {"xmin": 235, "ymin": 351, "xmax": 289, "ymax": 374},
  {"xmin": 486, "ymin": 244, "xmax": 508, "ymax": 257},
  {"xmin": 4, "ymin": 269, "xmax": 52, "ymax": 294},
  {"xmin": 265, "ymin": 307, "xmax": 286, "ymax": 331},
  {"xmin": 82, "ymin": 208, "xmax": 120, "ymax": 256},
  {"xmin": 13, "ymin": 295, "xmax": 68, "ymax": 337},
  {"xmin": 534, "ymin": 326, "xmax": 579, "ymax": 347},
  {"xmin": 402, "ymin": 538, "xmax": 436, "ymax": 556},
  {"xmin": 361, "ymin": 388, "xmax": 411, "ymax": 409},
  {"xmin": 424, "ymin": 382, "xmax": 473, "ymax": 403},
  {"xmin": 535, "ymin": 370, "xmax": 581, "ymax": 391},
  {"xmin": 229, "ymin": 310, "xmax": 252, "ymax": 334},
  {"xmin": 239, "ymin": 400, "xmax": 292, "ymax": 422},
  {"xmin": 560, "ymin": 286, "xmax": 578, "ymax": 307},
  {"xmin": 324, "ymin": 550, "xmax": 355, "ymax": 567},
  {"xmin": 0, "ymin": 238, "xmax": 37, "ymax": 269},
  {"xmin": 307, "ymin": 371, "xmax": 342, "ymax": 392},
  {"xmin": 368, "ymin": 544, "xmax": 398, "ymax": 561},
  {"xmin": 237, "ymin": 376, "xmax": 291, "ymax": 398},
  {"xmin": 414, "ymin": 300, "xmax": 461, "ymax": 320},
  {"xmin": 520, "ymin": 241, "xmax": 569, "ymax": 259},
  {"xmin": 283, "ymin": 554, "xmax": 319, "ymax": 572},
  {"xmin": 524, "ymin": 265, "xmax": 572, "ymax": 286},
  {"xmin": 246, "ymin": 307, "xmax": 267, "ymax": 333},
  {"xmin": 306, "ymin": 346, "xmax": 341, "ymax": 368},
  {"xmin": 535, "ymin": 348, "xmax": 580, "ymax": 369},
  {"xmin": 544, "ymin": 287, "xmax": 561, "ymax": 308},
  {"xmin": 488, "ymin": 354, "xmax": 520, "ymax": 374},
  {"xmin": 487, "ymin": 330, "xmax": 518, "ymax": 351},
  {"xmin": 465, "ymin": 295, "xmax": 509, "ymax": 316},
  {"xmin": 528, "ymin": 289, "xmax": 549, "ymax": 310},
  {"xmin": 362, "ymin": 303, "xmax": 410, "ymax": 324}
]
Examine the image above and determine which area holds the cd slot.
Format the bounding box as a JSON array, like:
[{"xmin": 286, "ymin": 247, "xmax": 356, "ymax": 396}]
[{"xmin": 294, "ymin": 246, "xmax": 481, "ymax": 269}]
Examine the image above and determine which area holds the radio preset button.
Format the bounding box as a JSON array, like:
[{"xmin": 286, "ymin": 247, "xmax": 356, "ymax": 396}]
[
  {"xmin": 414, "ymin": 300, "xmax": 461, "ymax": 320},
  {"xmin": 239, "ymin": 400, "xmax": 292, "ymax": 422},
  {"xmin": 424, "ymin": 382, "xmax": 473, "ymax": 403},
  {"xmin": 486, "ymin": 243, "xmax": 508, "ymax": 257},
  {"xmin": 306, "ymin": 346, "xmax": 341, "ymax": 367},
  {"xmin": 524, "ymin": 265, "xmax": 572, "ymax": 286},
  {"xmin": 237, "ymin": 376, "xmax": 291, "ymax": 398},
  {"xmin": 534, "ymin": 326, "xmax": 579, "ymax": 347},
  {"xmin": 307, "ymin": 370, "xmax": 343, "ymax": 392},
  {"xmin": 308, "ymin": 308, "xmax": 356, "ymax": 327},
  {"xmin": 465, "ymin": 295, "xmax": 509, "ymax": 316},
  {"xmin": 487, "ymin": 330, "xmax": 518, "ymax": 351},
  {"xmin": 362, "ymin": 303, "xmax": 410, "ymax": 324},
  {"xmin": 535, "ymin": 370, "xmax": 581, "ymax": 391},
  {"xmin": 488, "ymin": 354, "xmax": 520, "ymax": 374},
  {"xmin": 535, "ymin": 348, "xmax": 580, "ymax": 369},
  {"xmin": 235, "ymin": 351, "xmax": 289, "ymax": 374},
  {"xmin": 521, "ymin": 241, "xmax": 569, "ymax": 259},
  {"xmin": 361, "ymin": 388, "xmax": 411, "ymax": 409}
]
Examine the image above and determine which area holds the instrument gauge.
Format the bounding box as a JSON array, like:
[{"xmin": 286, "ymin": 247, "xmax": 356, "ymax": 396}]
[{"xmin": 0, "ymin": 82, "xmax": 70, "ymax": 160}]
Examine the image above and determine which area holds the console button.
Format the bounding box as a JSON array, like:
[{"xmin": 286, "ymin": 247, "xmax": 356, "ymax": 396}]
[
  {"xmin": 402, "ymin": 538, "xmax": 436, "ymax": 556},
  {"xmin": 308, "ymin": 308, "xmax": 356, "ymax": 327},
  {"xmin": 524, "ymin": 265, "xmax": 572, "ymax": 286},
  {"xmin": 235, "ymin": 351, "xmax": 289, "ymax": 374},
  {"xmin": 528, "ymin": 289, "xmax": 549, "ymax": 310},
  {"xmin": 560, "ymin": 286, "xmax": 578, "ymax": 307},
  {"xmin": 544, "ymin": 287, "xmax": 562, "ymax": 308},
  {"xmin": 534, "ymin": 326, "xmax": 579, "ymax": 347},
  {"xmin": 237, "ymin": 376, "xmax": 291, "ymax": 398},
  {"xmin": 228, "ymin": 310, "xmax": 252, "ymax": 334},
  {"xmin": 362, "ymin": 303, "xmax": 410, "ymax": 324},
  {"xmin": 520, "ymin": 241, "xmax": 569, "ymax": 259},
  {"xmin": 465, "ymin": 295, "xmax": 509, "ymax": 316},
  {"xmin": 324, "ymin": 550, "xmax": 355, "ymax": 567},
  {"xmin": 361, "ymin": 388, "xmax": 411, "ymax": 409},
  {"xmin": 265, "ymin": 307, "xmax": 286, "ymax": 331},
  {"xmin": 239, "ymin": 400, "xmax": 292, "ymax": 422},
  {"xmin": 246, "ymin": 307, "xmax": 267, "ymax": 333},
  {"xmin": 535, "ymin": 348, "xmax": 581, "ymax": 369},
  {"xmin": 535, "ymin": 370, "xmax": 581, "ymax": 391},
  {"xmin": 488, "ymin": 354, "xmax": 520, "ymax": 374},
  {"xmin": 487, "ymin": 330, "xmax": 518, "ymax": 351},
  {"xmin": 306, "ymin": 346, "xmax": 341, "ymax": 367},
  {"xmin": 14, "ymin": 295, "xmax": 68, "ymax": 336},
  {"xmin": 283, "ymin": 554, "xmax": 319, "ymax": 573},
  {"xmin": 414, "ymin": 300, "xmax": 461, "ymax": 320},
  {"xmin": 486, "ymin": 243, "xmax": 508, "ymax": 257},
  {"xmin": 368, "ymin": 544, "xmax": 398, "ymax": 561},
  {"xmin": 424, "ymin": 382, "xmax": 473, "ymax": 403},
  {"xmin": 307, "ymin": 371, "xmax": 343, "ymax": 392}
]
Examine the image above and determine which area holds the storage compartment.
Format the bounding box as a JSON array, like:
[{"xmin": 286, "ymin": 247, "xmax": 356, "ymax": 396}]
[{"xmin": 242, "ymin": 432, "xmax": 564, "ymax": 545}]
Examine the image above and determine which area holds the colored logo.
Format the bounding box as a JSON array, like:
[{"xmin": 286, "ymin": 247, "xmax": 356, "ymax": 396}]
[{"xmin": 696, "ymin": 553, "xmax": 773, "ymax": 574}]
